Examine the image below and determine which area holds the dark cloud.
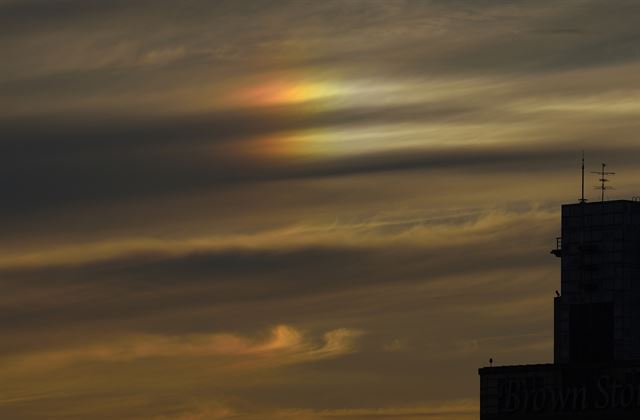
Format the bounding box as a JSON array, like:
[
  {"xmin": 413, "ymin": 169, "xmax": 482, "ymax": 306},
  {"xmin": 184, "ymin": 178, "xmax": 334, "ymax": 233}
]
[
  {"xmin": 0, "ymin": 210, "xmax": 557, "ymax": 417},
  {"xmin": 4, "ymin": 92, "xmax": 635, "ymax": 221},
  {"xmin": 0, "ymin": 0, "xmax": 125, "ymax": 32},
  {"xmin": 0, "ymin": 138, "xmax": 575, "ymax": 219},
  {"xmin": 4, "ymin": 0, "xmax": 640, "ymax": 92},
  {"xmin": 0, "ymin": 212, "xmax": 555, "ymax": 343}
]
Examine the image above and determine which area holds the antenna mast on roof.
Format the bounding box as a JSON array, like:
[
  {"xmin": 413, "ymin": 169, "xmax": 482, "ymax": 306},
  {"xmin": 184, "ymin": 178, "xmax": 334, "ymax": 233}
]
[
  {"xmin": 591, "ymin": 162, "xmax": 615, "ymax": 202},
  {"xmin": 579, "ymin": 152, "xmax": 587, "ymax": 203}
]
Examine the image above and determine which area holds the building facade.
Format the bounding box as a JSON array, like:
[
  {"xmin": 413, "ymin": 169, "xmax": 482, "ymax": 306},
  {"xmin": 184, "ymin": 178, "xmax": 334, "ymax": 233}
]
[{"xmin": 479, "ymin": 200, "xmax": 640, "ymax": 419}]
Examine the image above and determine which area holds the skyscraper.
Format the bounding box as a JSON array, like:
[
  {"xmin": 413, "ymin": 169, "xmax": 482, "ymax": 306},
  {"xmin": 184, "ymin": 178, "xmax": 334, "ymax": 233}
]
[
  {"xmin": 555, "ymin": 200, "xmax": 640, "ymax": 365},
  {"xmin": 479, "ymin": 199, "xmax": 640, "ymax": 419}
]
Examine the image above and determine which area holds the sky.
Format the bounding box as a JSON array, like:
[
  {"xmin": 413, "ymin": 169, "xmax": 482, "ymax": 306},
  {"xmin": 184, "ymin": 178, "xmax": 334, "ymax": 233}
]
[{"xmin": 3, "ymin": 0, "xmax": 640, "ymax": 418}]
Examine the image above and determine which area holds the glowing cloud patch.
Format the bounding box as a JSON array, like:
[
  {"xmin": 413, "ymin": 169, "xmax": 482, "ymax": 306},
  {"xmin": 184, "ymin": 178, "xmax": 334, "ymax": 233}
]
[
  {"xmin": 3, "ymin": 325, "xmax": 363, "ymax": 373},
  {"xmin": 233, "ymin": 78, "xmax": 343, "ymax": 107}
]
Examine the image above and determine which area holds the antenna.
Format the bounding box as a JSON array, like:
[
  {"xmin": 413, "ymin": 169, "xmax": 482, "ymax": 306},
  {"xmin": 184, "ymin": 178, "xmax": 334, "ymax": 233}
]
[
  {"xmin": 579, "ymin": 151, "xmax": 587, "ymax": 203},
  {"xmin": 591, "ymin": 162, "xmax": 615, "ymax": 202}
]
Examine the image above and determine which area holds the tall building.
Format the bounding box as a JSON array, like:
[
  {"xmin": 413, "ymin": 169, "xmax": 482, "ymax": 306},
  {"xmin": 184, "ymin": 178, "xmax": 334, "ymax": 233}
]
[
  {"xmin": 479, "ymin": 199, "xmax": 640, "ymax": 419},
  {"xmin": 555, "ymin": 200, "xmax": 640, "ymax": 365}
]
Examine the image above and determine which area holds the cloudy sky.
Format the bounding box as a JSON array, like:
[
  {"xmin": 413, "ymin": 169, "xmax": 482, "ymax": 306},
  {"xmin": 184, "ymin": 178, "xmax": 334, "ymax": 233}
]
[{"xmin": 3, "ymin": 0, "xmax": 640, "ymax": 418}]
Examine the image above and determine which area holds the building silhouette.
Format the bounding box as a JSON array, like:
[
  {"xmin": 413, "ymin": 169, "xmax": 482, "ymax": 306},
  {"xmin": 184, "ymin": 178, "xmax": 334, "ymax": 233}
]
[{"xmin": 479, "ymin": 199, "xmax": 640, "ymax": 419}]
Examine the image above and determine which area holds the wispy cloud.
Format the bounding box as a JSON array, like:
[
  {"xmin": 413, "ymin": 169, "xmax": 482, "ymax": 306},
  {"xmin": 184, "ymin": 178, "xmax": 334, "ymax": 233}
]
[
  {"xmin": 4, "ymin": 325, "xmax": 363, "ymax": 375},
  {"xmin": 0, "ymin": 206, "xmax": 556, "ymax": 269}
]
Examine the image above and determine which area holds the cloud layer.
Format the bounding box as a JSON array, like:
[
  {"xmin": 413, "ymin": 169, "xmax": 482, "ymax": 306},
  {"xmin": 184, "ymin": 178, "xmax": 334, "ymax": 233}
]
[{"xmin": 3, "ymin": 0, "xmax": 640, "ymax": 418}]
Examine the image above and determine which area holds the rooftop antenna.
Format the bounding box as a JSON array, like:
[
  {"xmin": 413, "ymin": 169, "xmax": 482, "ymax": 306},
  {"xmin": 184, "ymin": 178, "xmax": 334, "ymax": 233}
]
[
  {"xmin": 579, "ymin": 151, "xmax": 587, "ymax": 203},
  {"xmin": 591, "ymin": 162, "xmax": 615, "ymax": 202}
]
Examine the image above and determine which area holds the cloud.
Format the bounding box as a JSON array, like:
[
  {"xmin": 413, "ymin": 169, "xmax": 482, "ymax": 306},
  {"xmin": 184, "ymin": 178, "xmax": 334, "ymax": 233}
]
[
  {"xmin": 154, "ymin": 399, "xmax": 478, "ymax": 420},
  {"xmin": 4, "ymin": 1, "xmax": 640, "ymax": 419},
  {"xmin": 0, "ymin": 204, "xmax": 559, "ymax": 369},
  {"xmin": 0, "ymin": 206, "xmax": 557, "ymax": 269},
  {"xmin": 381, "ymin": 339, "xmax": 409, "ymax": 353},
  {"xmin": 4, "ymin": 325, "xmax": 363, "ymax": 374}
]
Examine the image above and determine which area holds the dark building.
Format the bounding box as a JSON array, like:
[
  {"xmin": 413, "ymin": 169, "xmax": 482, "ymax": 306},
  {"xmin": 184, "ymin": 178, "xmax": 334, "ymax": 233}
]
[{"xmin": 479, "ymin": 199, "xmax": 640, "ymax": 419}]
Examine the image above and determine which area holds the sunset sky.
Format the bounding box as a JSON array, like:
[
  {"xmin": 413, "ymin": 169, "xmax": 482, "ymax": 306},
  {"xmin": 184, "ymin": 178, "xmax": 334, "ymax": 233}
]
[{"xmin": 3, "ymin": 1, "xmax": 640, "ymax": 419}]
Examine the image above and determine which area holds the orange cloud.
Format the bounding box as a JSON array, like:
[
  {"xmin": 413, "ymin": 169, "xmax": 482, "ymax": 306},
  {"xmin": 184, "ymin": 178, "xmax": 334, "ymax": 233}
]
[{"xmin": 4, "ymin": 325, "xmax": 363, "ymax": 375}]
